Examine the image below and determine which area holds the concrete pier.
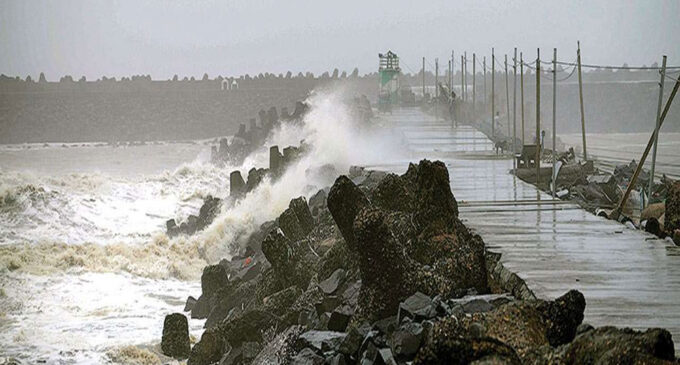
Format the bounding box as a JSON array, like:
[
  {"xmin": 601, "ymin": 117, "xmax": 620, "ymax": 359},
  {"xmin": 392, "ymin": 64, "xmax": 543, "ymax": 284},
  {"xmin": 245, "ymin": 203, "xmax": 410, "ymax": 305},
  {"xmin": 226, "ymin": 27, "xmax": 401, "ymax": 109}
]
[{"xmin": 374, "ymin": 107, "xmax": 680, "ymax": 354}]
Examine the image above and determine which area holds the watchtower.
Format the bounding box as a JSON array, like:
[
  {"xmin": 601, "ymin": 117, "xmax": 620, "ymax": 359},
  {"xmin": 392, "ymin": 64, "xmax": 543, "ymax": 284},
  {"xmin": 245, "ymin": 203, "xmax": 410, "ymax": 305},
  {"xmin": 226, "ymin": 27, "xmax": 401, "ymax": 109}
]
[{"xmin": 378, "ymin": 51, "xmax": 401, "ymax": 111}]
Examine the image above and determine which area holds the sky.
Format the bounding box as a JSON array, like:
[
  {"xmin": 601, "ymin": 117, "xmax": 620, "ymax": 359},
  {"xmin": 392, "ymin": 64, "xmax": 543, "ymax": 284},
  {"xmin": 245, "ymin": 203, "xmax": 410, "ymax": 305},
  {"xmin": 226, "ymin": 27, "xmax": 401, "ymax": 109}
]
[{"xmin": 1, "ymin": 0, "xmax": 679, "ymax": 81}]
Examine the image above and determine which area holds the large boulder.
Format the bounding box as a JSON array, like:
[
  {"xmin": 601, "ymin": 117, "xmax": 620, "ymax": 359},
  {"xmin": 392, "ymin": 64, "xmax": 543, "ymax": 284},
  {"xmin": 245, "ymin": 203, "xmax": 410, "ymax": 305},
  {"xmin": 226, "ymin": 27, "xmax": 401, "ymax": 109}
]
[
  {"xmin": 563, "ymin": 326, "xmax": 675, "ymax": 364},
  {"xmin": 327, "ymin": 176, "xmax": 369, "ymax": 250},
  {"xmin": 538, "ymin": 289, "xmax": 586, "ymax": 346},
  {"xmin": 666, "ymin": 181, "xmax": 680, "ymax": 236},
  {"xmin": 161, "ymin": 313, "xmax": 191, "ymax": 359},
  {"xmin": 187, "ymin": 329, "xmax": 225, "ymax": 365},
  {"xmin": 192, "ymin": 264, "xmax": 230, "ymax": 319}
]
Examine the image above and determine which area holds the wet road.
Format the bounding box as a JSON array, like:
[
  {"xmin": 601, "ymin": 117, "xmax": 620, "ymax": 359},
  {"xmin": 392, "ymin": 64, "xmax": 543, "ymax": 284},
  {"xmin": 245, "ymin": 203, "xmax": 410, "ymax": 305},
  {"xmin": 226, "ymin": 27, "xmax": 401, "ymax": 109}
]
[{"xmin": 371, "ymin": 107, "xmax": 680, "ymax": 353}]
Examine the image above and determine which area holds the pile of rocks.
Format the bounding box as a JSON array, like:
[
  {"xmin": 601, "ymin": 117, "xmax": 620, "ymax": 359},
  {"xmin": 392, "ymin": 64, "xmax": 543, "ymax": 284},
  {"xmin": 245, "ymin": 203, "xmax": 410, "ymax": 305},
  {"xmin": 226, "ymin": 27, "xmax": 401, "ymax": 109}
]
[
  {"xmin": 211, "ymin": 102, "xmax": 309, "ymax": 166},
  {"xmin": 160, "ymin": 160, "xmax": 677, "ymax": 364},
  {"xmin": 166, "ymin": 142, "xmax": 308, "ymax": 237}
]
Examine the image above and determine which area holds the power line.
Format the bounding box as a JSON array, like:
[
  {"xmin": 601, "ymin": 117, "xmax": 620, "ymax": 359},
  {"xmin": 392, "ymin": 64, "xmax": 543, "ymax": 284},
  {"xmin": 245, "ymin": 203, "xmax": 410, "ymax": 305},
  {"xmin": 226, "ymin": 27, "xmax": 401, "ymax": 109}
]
[{"xmin": 553, "ymin": 60, "xmax": 680, "ymax": 70}]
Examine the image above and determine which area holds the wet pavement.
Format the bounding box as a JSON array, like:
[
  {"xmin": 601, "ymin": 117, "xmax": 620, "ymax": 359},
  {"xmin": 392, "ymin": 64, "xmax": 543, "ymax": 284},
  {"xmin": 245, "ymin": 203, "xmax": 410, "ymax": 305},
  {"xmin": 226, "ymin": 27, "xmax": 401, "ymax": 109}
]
[{"xmin": 371, "ymin": 107, "xmax": 680, "ymax": 353}]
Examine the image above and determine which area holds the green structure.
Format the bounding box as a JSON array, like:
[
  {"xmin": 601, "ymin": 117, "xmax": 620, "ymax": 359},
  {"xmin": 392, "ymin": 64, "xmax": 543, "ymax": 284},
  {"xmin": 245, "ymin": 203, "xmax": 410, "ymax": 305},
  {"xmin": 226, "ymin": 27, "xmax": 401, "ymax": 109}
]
[{"xmin": 378, "ymin": 50, "xmax": 400, "ymax": 111}]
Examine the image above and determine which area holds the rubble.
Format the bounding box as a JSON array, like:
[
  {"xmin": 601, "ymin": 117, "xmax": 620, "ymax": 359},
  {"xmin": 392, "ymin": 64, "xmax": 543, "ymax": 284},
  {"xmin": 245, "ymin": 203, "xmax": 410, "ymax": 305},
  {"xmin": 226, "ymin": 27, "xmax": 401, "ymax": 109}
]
[{"xmin": 168, "ymin": 160, "xmax": 676, "ymax": 364}]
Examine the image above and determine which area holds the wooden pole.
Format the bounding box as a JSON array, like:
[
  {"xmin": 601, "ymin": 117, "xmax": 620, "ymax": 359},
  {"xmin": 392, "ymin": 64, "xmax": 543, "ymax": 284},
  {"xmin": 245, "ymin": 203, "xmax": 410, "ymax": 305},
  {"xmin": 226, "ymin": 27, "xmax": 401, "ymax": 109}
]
[
  {"xmin": 473, "ymin": 53, "xmax": 476, "ymax": 122},
  {"xmin": 552, "ymin": 48, "xmax": 557, "ymax": 198},
  {"xmin": 648, "ymin": 55, "xmax": 667, "ymax": 204},
  {"xmin": 520, "ymin": 52, "xmax": 525, "ymax": 145},
  {"xmin": 505, "ymin": 54, "xmax": 511, "ymax": 138},
  {"xmin": 615, "ymin": 72, "xmax": 679, "ymax": 218},
  {"xmin": 577, "ymin": 41, "xmax": 587, "ymax": 161},
  {"xmin": 492, "ymin": 48, "xmax": 495, "ymax": 139},
  {"xmin": 513, "ymin": 48, "xmax": 517, "ymax": 164},
  {"xmin": 536, "ymin": 48, "xmax": 541, "ymax": 185}
]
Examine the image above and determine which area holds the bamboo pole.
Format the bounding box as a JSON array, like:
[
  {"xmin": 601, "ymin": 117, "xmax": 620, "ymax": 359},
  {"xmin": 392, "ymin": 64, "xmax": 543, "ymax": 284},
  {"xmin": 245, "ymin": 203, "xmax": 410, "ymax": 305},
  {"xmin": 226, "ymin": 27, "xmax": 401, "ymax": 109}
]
[
  {"xmin": 648, "ymin": 55, "xmax": 667, "ymax": 205},
  {"xmin": 614, "ymin": 68, "xmax": 679, "ymax": 218},
  {"xmin": 577, "ymin": 41, "xmax": 587, "ymax": 161}
]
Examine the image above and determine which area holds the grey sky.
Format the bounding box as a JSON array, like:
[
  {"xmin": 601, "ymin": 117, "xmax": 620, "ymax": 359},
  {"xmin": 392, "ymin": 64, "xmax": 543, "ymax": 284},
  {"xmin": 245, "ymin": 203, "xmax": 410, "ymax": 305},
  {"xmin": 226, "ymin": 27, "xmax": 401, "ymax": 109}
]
[{"xmin": 1, "ymin": 0, "xmax": 679, "ymax": 80}]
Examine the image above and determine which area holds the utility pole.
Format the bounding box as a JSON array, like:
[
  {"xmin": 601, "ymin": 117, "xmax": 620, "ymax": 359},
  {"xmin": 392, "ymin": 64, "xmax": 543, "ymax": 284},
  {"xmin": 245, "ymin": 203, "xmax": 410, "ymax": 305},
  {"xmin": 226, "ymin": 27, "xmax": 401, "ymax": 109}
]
[
  {"xmin": 435, "ymin": 58, "xmax": 439, "ymax": 120},
  {"xmin": 452, "ymin": 50, "xmax": 455, "ymax": 91},
  {"xmin": 464, "ymin": 52, "xmax": 468, "ymax": 102},
  {"xmin": 577, "ymin": 41, "xmax": 588, "ymax": 161},
  {"xmin": 552, "ymin": 48, "xmax": 557, "ymax": 198},
  {"xmin": 614, "ymin": 74, "xmax": 679, "ymax": 219},
  {"xmin": 448, "ymin": 59, "xmax": 452, "ymax": 94},
  {"xmin": 536, "ymin": 48, "xmax": 541, "ymax": 185},
  {"xmin": 492, "ymin": 48, "xmax": 495, "ymax": 139},
  {"xmin": 435, "ymin": 58, "xmax": 439, "ymax": 98},
  {"xmin": 505, "ymin": 54, "xmax": 511, "ymax": 138},
  {"xmin": 520, "ymin": 52, "xmax": 525, "ymax": 145},
  {"xmin": 648, "ymin": 55, "xmax": 667, "ymax": 205},
  {"xmin": 513, "ymin": 48, "xmax": 517, "ymax": 167},
  {"xmin": 483, "ymin": 57, "xmax": 487, "ymax": 105},
  {"xmin": 461, "ymin": 55, "xmax": 465, "ymax": 102},
  {"xmin": 473, "ymin": 53, "xmax": 476, "ymax": 122},
  {"xmin": 422, "ymin": 57, "xmax": 425, "ymax": 98}
]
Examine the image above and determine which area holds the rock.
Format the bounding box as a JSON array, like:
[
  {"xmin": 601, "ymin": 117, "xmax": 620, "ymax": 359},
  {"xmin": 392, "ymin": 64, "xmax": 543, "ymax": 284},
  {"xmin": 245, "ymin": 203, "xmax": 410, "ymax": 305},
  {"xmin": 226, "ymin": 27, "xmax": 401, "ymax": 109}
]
[
  {"xmin": 327, "ymin": 175, "xmax": 369, "ymax": 250},
  {"xmin": 166, "ymin": 219, "xmax": 179, "ymax": 236},
  {"xmin": 184, "ymin": 296, "xmax": 197, "ymax": 312},
  {"xmin": 390, "ymin": 322, "xmax": 423, "ymax": 358},
  {"xmin": 319, "ymin": 269, "xmax": 346, "ymax": 295},
  {"xmin": 290, "ymin": 348, "xmax": 324, "ymax": 365},
  {"xmin": 576, "ymin": 323, "xmax": 594, "ymax": 335},
  {"xmin": 201, "ymin": 264, "xmax": 229, "ymax": 297},
  {"xmin": 398, "ymin": 292, "xmax": 436, "ymax": 322},
  {"xmin": 188, "ymin": 329, "xmax": 225, "ymax": 365},
  {"xmin": 314, "ymin": 296, "xmax": 340, "ymax": 316},
  {"xmin": 191, "ymin": 294, "xmax": 211, "ymax": 319},
  {"xmin": 295, "ymin": 331, "xmax": 347, "ymax": 353},
  {"xmin": 246, "ymin": 168, "xmax": 267, "ymax": 192},
  {"xmin": 339, "ymin": 325, "xmax": 369, "ymax": 356},
  {"xmin": 664, "ymin": 182, "xmax": 680, "ymax": 235},
  {"xmin": 221, "ymin": 310, "xmax": 281, "ymax": 348},
  {"xmin": 161, "ymin": 313, "xmax": 191, "ymax": 359},
  {"xmin": 645, "ymin": 217, "xmax": 664, "ymax": 237},
  {"xmin": 373, "ymin": 316, "xmax": 399, "ymax": 335},
  {"xmin": 289, "ymin": 196, "xmax": 314, "ymax": 236},
  {"xmin": 563, "ymin": 326, "xmax": 675, "ymax": 364},
  {"xmin": 539, "ymin": 289, "xmax": 585, "ymax": 346},
  {"xmin": 462, "ymin": 298, "xmax": 494, "ymax": 314},
  {"xmin": 279, "ymin": 208, "xmax": 306, "ymax": 241},
  {"xmin": 192, "ymin": 265, "xmax": 230, "ymax": 319},
  {"xmin": 414, "ymin": 335, "xmax": 521, "ymax": 365},
  {"xmin": 308, "ymin": 189, "xmax": 328, "ymax": 217},
  {"xmin": 230, "ymin": 170, "xmax": 246, "ymax": 198},
  {"xmin": 251, "ymin": 325, "xmax": 304, "ymax": 364},
  {"xmin": 327, "ymin": 305, "xmax": 353, "ymax": 332},
  {"xmin": 263, "ymin": 286, "xmax": 303, "ymax": 316},
  {"xmin": 377, "ymin": 348, "xmax": 398, "ymax": 365},
  {"xmin": 327, "ymin": 353, "xmax": 347, "ymax": 365}
]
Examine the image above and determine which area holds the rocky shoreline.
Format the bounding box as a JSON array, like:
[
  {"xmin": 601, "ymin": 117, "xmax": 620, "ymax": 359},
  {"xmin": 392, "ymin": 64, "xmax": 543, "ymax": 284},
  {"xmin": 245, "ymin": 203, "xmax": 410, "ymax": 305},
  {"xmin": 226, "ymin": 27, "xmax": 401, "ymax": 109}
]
[{"xmin": 159, "ymin": 159, "xmax": 677, "ymax": 364}]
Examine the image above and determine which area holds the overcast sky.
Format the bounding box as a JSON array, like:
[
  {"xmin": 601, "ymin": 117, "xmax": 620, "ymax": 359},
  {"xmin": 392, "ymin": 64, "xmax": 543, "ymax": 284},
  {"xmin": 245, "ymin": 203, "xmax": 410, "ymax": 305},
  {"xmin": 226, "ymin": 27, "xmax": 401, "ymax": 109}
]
[{"xmin": 1, "ymin": 0, "xmax": 679, "ymax": 81}]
